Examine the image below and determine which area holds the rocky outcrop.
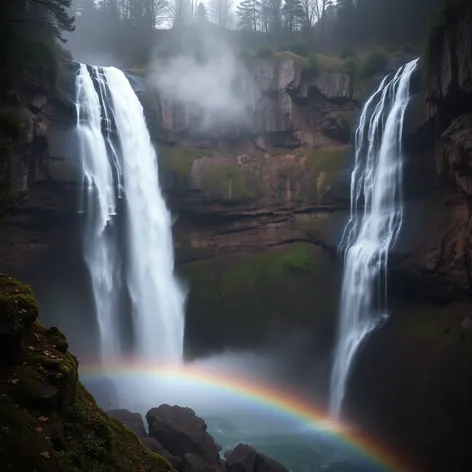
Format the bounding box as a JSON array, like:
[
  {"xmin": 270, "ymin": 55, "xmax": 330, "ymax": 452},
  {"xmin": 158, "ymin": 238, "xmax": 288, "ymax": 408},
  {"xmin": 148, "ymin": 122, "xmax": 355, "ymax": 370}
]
[
  {"xmin": 0, "ymin": 274, "xmax": 172, "ymax": 472},
  {"xmin": 107, "ymin": 404, "xmax": 289, "ymax": 472},
  {"xmin": 147, "ymin": 405, "xmax": 224, "ymax": 471}
]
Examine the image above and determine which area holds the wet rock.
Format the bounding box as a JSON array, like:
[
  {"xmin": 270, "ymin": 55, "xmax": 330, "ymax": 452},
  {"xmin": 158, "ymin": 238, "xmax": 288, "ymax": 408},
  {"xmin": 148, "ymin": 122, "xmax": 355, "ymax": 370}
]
[
  {"xmin": 146, "ymin": 404, "xmax": 222, "ymax": 469},
  {"xmin": 108, "ymin": 409, "xmax": 146, "ymax": 437},
  {"xmin": 225, "ymin": 443, "xmax": 288, "ymax": 472}
]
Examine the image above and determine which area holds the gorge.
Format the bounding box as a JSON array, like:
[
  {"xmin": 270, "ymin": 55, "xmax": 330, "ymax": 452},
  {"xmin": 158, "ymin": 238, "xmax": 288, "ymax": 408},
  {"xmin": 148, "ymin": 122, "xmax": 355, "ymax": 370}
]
[{"xmin": 1, "ymin": 0, "xmax": 472, "ymax": 471}]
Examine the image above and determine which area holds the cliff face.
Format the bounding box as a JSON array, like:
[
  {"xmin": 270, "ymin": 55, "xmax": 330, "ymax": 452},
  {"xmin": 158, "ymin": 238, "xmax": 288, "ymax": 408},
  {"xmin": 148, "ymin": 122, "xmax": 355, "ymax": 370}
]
[
  {"xmin": 388, "ymin": 0, "xmax": 472, "ymax": 301},
  {"xmin": 345, "ymin": 5, "xmax": 472, "ymax": 470},
  {"xmin": 0, "ymin": 80, "xmax": 78, "ymax": 279},
  {"xmin": 150, "ymin": 55, "xmax": 356, "ymax": 146}
]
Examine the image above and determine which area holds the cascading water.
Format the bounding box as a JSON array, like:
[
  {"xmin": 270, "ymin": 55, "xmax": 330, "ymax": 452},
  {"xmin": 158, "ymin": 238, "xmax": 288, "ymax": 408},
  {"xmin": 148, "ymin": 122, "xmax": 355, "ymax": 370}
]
[
  {"xmin": 75, "ymin": 64, "xmax": 185, "ymax": 363},
  {"xmin": 329, "ymin": 59, "xmax": 419, "ymax": 418}
]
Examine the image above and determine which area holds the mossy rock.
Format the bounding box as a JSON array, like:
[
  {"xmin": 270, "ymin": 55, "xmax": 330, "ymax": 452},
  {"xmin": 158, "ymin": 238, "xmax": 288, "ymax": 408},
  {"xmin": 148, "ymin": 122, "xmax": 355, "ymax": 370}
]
[
  {"xmin": 0, "ymin": 275, "xmax": 173, "ymax": 472},
  {"xmin": 181, "ymin": 243, "xmax": 339, "ymax": 355},
  {"xmin": 0, "ymin": 274, "xmax": 38, "ymax": 359}
]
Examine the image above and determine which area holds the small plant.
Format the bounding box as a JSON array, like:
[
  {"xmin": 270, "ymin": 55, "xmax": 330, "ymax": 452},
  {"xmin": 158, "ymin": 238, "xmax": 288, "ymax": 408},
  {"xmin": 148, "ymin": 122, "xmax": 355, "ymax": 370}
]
[
  {"xmin": 361, "ymin": 47, "xmax": 388, "ymax": 78},
  {"xmin": 255, "ymin": 44, "xmax": 274, "ymax": 58}
]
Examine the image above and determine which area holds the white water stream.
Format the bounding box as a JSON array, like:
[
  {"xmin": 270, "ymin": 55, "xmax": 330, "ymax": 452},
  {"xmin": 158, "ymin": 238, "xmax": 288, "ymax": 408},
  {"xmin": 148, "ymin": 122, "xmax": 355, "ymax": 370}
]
[
  {"xmin": 329, "ymin": 59, "xmax": 419, "ymax": 418},
  {"xmin": 75, "ymin": 64, "xmax": 185, "ymax": 362}
]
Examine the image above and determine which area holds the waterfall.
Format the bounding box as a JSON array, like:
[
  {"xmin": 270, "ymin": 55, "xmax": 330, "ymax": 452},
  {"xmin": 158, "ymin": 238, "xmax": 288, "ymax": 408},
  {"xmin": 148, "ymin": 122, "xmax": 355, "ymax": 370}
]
[
  {"xmin": 74, "ymin": 64, "xmax": 185, "ymax": 363},
  {"xmin": 329, "ymin": 59, "xmax": 419, "ymax": 418}
]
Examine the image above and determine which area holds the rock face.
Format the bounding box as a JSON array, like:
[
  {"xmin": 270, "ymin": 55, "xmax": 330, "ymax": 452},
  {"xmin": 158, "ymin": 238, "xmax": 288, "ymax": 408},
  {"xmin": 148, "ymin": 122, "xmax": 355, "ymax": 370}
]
[
  {"xmin": 147, "ymin": 405, "xmax": 224, "ymax": 471},
  {"xmin": 145, "ymin": 55, "xmax": 357, "ymax": 147},
  {"xmin": 407, "ymin": 0, "xmax": 472, "ymax": 300},
  {"xmin": 344, "ymin": 4, "xmax": 472, "ymax": 471}
]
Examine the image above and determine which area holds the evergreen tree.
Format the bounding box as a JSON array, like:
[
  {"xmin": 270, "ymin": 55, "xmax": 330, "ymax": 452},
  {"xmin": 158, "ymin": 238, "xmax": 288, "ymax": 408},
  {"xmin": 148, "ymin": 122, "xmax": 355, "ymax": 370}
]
[
  {"xmin": 237, "ymin": 0, "xmax": 261, "ymax": 30},
  {"xmin": 5, "ymin": 0, "xmax": 75, "ymax": 41},
  {"xmin": 282, "ymin": 0, "xmax": 306, "ymax": 35},
  {"xmin": 195, "ymin": 2, "xmax": 208, "ymax": 22}
]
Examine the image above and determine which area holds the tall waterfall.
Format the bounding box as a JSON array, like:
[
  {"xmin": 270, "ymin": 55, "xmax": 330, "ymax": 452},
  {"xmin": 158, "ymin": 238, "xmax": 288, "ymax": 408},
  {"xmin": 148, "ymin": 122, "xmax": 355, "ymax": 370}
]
[
  {"xmin": 329, "ymin": 59, "xmax": 419, "ymax": 418},
  {"xmin": 75, "ymin": 64, "xmax": 185, "ymax": 362}
]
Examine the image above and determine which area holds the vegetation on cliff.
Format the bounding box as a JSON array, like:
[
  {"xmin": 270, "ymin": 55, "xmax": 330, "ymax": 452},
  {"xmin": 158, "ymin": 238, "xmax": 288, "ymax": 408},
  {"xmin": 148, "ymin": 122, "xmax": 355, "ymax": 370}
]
[
  {"xmin": 0, "ymin": 274, "xmax": 172, "ymax": 472},
  {"xmin": 181, "ymin": 243, "xmax": 337, "ymax": 354}
]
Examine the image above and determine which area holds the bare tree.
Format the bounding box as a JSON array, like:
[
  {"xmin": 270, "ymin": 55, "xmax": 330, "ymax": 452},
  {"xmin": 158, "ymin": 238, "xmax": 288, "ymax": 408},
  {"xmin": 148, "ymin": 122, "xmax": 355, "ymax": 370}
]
[
  {"xmin": 168, "ymin": 0, "xmax": 192, "ymax": 27},
  {"xmin": 210, "ymin": 0, "xmax": 233, "ymax": 28},
  {"xmin": 312, "ymin": 0, "xmax": 331, "ymax": 22},
  {"xmin": 143, "ymin": 0, "xmax": 168, "ymax": 26}
]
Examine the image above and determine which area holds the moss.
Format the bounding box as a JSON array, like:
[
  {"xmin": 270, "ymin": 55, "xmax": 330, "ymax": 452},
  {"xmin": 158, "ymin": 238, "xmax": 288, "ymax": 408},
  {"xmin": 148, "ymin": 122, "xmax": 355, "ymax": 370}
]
[
  {"xmin": 0, "ymin": 275, "xmax": 173, "ymax": 472},
  {"xmin": 158, "ymin": 144, "xmax": 205, "ymax": 179},
  {"xmin": 182, "ymin": 244, "xmax": 336, "ymax": 352},
  {"xmin": 220, "ymin": 243, "xmax": 315, "ymax": 297},
  {"xmin": 201, "ymin": 164, "xmax": 257, "ymax": 202},
  {"xmin": 300, "ymin": 146, "xmax": 350, "ymax": 202}
]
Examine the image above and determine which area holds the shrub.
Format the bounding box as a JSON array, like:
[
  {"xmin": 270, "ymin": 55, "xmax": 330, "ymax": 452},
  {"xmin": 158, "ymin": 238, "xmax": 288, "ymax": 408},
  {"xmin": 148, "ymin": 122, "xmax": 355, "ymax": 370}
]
[
  {"xmin": 255, "ymin": 44, "xmax": 274, "ymax": 58},
  {"xmin": 340, "ymin": 46, "xmax": 355, "ymax": 59},
  {"xmin": 280, "ymin": 40, "xmax": 310, "ymax": 57},
  {"xmin": 303, "ymin": 53, "xmax": 320, "ymax": 76},
  {"xmin": 361, "ymin": 47, "xmax": 388, "ymax": 78}
]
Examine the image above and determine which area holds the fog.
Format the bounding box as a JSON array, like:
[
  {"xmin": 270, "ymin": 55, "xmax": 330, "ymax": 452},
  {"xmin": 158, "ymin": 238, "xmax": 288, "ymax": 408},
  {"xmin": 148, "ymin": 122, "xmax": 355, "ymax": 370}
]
[{"xmin": 147, "ymin": 26, "xmax": 250, "ymax": 132}]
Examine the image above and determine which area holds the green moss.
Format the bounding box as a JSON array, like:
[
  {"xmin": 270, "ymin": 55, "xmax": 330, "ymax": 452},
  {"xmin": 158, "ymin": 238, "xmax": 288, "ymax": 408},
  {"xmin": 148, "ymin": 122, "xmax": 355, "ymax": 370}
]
[
  {"xmin": 202, "ymin": 164, "xmax": 257, "ymax": 202},
  {"xmin": 300, "ymin": 146, "xmax": 350, "ymax": 202},
  {"xmin": 182, "ymin": 244, "xmax": 336, "ymax": 350},
  {"xmin": 158, "ymin": 144, "xmax": 206, "ymax": 179},
  {"xmin": 0, "ymin": 275, "xmax": 172, "ymax": 472}
]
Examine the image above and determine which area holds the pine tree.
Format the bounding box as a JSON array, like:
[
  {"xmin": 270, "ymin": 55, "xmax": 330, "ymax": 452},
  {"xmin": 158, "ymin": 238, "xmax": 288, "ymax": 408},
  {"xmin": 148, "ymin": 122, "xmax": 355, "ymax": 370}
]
[
  {"xmin": 5, "ymin": 0, "xmax": 75, "ymax": 41},
  {"xmin": 195, "ymin": 2, "xmax": 208, "ymax": 22},
  {"xmin": 282, "ymin": 0, "xmax": 306, "ymax": 35},
  {"xmin": 237, "ymin": 0, "xmax": 261, "ymax": 30}
]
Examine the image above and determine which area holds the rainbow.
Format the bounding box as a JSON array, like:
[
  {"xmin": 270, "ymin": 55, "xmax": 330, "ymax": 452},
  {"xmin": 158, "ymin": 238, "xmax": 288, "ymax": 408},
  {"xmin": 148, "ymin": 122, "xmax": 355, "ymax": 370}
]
[{"xmin": 80, "ymin": 360, "xmax": 410, "ymax": 472}]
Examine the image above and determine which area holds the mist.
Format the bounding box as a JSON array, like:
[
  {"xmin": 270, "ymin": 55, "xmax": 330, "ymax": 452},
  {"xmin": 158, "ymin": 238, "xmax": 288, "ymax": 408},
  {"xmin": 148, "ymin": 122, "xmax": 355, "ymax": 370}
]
[{"xmin": 147, "ymin": 26, "xmax": 251, "ymax": 132}]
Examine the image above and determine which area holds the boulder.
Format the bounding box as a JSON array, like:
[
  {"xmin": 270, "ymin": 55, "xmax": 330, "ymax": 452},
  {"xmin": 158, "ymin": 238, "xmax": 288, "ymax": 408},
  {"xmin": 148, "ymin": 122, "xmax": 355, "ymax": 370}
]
[
  {"xmin": 108, "ymin": 409, "xmax": 146, "ymax": 437},
  {"xmin": 225, "ymin": 443, "xmax": 288, "ymax": 472},
  {"xmin": 140, "ymin": 437, "xmax": 182, "ymax": 470},
  {"xmin": 146, "ymin": 404, "xmax": 222, "ymax": 469}
]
